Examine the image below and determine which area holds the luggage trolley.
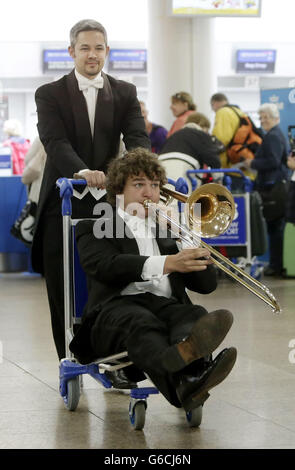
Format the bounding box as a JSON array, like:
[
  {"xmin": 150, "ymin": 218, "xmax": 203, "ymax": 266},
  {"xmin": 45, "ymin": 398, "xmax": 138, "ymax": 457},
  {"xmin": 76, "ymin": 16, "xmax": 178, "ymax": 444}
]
[
  {"xmin": 56, "ymin": 177, "xmax": 203, "ymax": 429},
  {"xmin": 186, "ymin": 168, "xmax": 265, "ymax": 280}
]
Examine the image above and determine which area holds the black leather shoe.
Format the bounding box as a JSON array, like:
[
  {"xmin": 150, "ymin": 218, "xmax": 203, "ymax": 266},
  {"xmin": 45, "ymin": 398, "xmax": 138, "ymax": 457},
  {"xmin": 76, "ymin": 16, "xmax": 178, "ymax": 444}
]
[
  {"xmin": 175, "ymin": 347, "xmax": 237, "ymax": 412},
  {"xmin": 161, "ymin": 310, "xmax": 234, "ymax": 373},
  {"xmin": 105, "ymin": 369, "xmax": 138, "ymax": 389}
]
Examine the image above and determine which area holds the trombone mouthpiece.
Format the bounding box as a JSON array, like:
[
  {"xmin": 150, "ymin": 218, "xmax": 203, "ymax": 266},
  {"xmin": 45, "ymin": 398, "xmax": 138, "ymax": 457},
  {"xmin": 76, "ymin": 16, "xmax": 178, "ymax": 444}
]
[{"xmin": 143, "ymin": 199, "xmax": 153, "ymax": 209}]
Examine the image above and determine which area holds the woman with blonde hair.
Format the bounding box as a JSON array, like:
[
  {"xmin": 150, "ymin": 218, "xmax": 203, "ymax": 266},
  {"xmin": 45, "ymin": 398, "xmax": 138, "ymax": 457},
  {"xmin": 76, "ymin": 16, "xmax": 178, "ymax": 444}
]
[{"xmin": 167, "ymin": 92, "xmax": 196, "ymax": 137}]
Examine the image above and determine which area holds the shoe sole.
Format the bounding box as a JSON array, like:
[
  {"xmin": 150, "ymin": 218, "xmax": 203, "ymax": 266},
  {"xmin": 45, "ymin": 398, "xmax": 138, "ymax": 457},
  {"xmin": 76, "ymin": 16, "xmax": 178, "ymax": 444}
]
[
  {"xmin": 181, "ymin": 347, "xmax": 237, "ymax": 412},
  {"xmin": 189, "ymin": 310, "xmax": 234, "ymax": 360},
  {"xmin": 163, "ymin": 309, "xmax": 233, "ymax": 373}
]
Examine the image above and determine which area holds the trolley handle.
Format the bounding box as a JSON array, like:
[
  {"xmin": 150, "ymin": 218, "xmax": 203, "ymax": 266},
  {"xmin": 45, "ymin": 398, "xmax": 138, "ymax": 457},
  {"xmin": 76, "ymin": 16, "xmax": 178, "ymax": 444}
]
[
  {"xmin": 186, "ymin": 168, "xmax": 253, "ymax": 192},
  {"xmin": 56, "ymin": 176, "xmax": 189, "ymax": 217},
  {"xmin": 167, "ymin": 177, "xmax": 189, "ymax": 195},
  {"xmin": 56, "ymin": 177, "xmax": 87, "ymax": 217}
]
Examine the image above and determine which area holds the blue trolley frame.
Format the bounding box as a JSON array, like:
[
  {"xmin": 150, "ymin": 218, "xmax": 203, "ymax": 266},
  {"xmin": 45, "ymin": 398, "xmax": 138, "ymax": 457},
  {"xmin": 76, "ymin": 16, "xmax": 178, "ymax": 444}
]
[
  {"xmin": 56, "ymin": 177, "xmax": 208, "ymax": 428},
  {"xmin": 56, "ymin": 178, "xmax": 159, "ymax": 426}
]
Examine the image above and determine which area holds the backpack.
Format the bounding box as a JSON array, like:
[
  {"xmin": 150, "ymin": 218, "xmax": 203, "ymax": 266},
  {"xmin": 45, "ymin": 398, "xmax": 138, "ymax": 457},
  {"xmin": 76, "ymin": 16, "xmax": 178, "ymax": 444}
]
[
  {"xmin": 10, "ymin": 199, "xmax": 37, "ymax": 246},
  {"xmin": 226, "ymin": 106, "xmax": 263, "ymax": 164}
]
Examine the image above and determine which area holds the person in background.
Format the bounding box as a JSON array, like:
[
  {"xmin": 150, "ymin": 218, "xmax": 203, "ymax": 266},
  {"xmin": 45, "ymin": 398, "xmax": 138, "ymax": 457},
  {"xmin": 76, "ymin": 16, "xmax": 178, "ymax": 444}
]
[
  {"xmin": 70, "ymin": 148, "xmax": 237, "ymax": 412},
  {"xmin": 286, "ymin": 154, "xmax": 295, "ymax": 224},
  {"xmin": 210, "ymin": 93, "xmax": 229, "ymax": 114},
  {"xmin": 10, "ymin": 137, "xmax": 46, "ymax": 247},
  {"xmin": 139, "ymin": 101, "xmax": 168, "ymax": 154},
  {"xmin": 210, "ymin": 93, "xmax": 257, "ymax": 190},
  {"xmin": 22, "ymin": 136, "xmax": 47, "ymax": 206},
  {"xmin": 160, "ymin": 111, "xmax": 222, "ymax": 170},
  {"xmin": 167, "ymin": 92, "xmax": 196, "ymax": 138},
  {"xmin": 32, "ymin": 19, "xmax": 150, "ymax": 363},
  {"xmin": 10, "ymin": 136, "xmax": 47, "ymax": 247},
  {"xmin": 243, "ymin": 103, "xmax": 289, "ymax": 277},
  {"xmin": 2, "ymin": 119, "xmax": 30, "ymax": 175}
]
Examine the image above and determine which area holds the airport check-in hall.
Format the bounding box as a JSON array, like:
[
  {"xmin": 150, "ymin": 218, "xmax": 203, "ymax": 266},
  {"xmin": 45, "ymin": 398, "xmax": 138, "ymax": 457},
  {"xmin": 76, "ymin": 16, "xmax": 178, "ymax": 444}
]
[{"xmin": 1, "ymin": 0, "xmax": 295, "ymax": 453}]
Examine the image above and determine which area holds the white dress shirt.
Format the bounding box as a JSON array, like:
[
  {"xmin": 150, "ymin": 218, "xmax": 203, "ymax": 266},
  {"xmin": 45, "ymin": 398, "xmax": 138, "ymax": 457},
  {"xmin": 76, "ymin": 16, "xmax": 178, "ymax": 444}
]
[
  {"xmin": 118, "ymin": 207, "xmax": 173, "ymax": 298},
  {"xmin": 75, "ymin": 69, "xmax": 103, "ymax": 137},
  {"xmin": 74, "ymin": 69, "xmax": 105, "ymax": 201}
]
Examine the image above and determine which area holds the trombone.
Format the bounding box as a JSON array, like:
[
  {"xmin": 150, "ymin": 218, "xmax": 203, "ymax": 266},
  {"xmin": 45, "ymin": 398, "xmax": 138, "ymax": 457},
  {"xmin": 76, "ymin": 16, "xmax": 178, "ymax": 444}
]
[{"xmin": 145, "ymin": 183, "xmax": 282, "ymax": 314}]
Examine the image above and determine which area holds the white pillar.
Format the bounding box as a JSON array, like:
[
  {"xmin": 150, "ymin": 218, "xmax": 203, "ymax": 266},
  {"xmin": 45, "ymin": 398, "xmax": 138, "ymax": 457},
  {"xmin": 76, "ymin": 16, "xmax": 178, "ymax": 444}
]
[
  {"xmin": 147, "ymin": 3, "xmax": 218, "ymax": 130},
  {"xmin": 147, "ymin": 0, "xmax": 193, "ymax": 130},
  {"xmin": 192, "ymin": 17, "xmax": 217, "ymax": 124}
]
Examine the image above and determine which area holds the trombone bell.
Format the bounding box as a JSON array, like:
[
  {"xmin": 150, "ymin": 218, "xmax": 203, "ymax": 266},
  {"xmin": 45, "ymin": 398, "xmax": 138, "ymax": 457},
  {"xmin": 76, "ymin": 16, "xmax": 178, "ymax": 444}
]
[
  {"xmin": 185, "ymin": 183, "xmax": 236, "ymax": 238},
  {"xmin": 161, "ymin": 183, "xmax": 236, "ymax": 239}
]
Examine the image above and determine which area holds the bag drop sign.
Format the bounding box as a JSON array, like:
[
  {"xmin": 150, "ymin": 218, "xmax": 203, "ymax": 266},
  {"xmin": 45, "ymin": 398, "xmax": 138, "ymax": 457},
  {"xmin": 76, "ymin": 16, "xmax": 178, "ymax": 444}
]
[{"xmin": 202, "ymin": 196, "xmax": 246, "ymax": 246}]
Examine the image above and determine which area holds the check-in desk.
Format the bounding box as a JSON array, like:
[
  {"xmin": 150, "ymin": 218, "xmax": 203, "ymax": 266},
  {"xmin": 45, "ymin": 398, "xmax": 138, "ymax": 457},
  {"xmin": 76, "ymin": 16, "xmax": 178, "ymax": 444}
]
[{"xmin": 0, "ymin": 176, "xmax": 31, "ymax": 272}]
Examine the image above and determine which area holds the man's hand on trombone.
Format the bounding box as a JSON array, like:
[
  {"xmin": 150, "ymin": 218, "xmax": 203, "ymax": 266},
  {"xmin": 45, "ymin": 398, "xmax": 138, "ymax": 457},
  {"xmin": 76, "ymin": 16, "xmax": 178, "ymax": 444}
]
[{"xmin": 163, "ymin": 247, "xmax": 213, "ymax": 274}]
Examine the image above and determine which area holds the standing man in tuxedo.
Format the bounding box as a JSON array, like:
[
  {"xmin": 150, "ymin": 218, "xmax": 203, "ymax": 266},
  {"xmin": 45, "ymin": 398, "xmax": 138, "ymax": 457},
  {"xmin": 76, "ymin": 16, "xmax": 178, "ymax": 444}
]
[
  {"xmin": 33, "ymin": 19, "xmax": 150, "ymax": 361},
  {"xmin": 70, "ymin": 148, "xmax": 237, "ymax": 411}
]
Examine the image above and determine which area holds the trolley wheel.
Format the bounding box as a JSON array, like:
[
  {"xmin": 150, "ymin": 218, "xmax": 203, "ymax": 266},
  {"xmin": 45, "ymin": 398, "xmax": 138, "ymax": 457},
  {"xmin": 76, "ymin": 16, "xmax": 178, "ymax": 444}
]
[
  {"xmin": 186, "ymin": 405, "xmax": 203, "ymax": 428},
  {"xmin": 65, "ymin": 376, "xmax": 80, "ymax": 411},
  {"xmin": 129, "ymin": 401, "xmax": 146, "ymax": 430}
]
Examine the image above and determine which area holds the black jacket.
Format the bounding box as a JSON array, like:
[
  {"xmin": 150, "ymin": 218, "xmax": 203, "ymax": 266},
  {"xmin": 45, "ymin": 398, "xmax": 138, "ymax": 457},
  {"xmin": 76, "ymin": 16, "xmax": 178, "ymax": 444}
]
[
  {"xmin": 251, "ymin": 125, "xmax": 289, "ymax": 188},
  {"xmin": 159, "ymin": 127, "xmax": 222, "ymax": 169},
  {"xmin": 32, "ymin": 70, "xmax": 150, "ymax": 272}
]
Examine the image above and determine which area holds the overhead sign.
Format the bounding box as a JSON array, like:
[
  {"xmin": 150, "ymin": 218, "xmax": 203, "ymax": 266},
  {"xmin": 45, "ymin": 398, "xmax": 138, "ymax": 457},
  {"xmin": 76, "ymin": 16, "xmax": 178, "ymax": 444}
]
[
  {"xmin": 171, "ymin": 0, "xmax": 261, "ymax": 16},
  {"xmin": 107, "ymin": 49, "xmax": 147, "ymax": 73},
  {"xmin": 43, "ymin": 49, "xmax": 74, "ymax": 72},
  {"xmin": 236, "ymin": 49, "xmax": 276, "ymax": 73}
]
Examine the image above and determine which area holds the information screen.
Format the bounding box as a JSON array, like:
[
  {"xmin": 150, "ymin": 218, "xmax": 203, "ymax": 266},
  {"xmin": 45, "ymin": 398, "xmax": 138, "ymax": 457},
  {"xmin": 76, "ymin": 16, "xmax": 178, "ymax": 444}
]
[
  {"xmin": 107, "ymin": 49, "xmax": 147, "ymax": 73},
  {"xmin": 170, "ymin": 0, "xmax": 261, "ymax": 17},
  {"xmin": 43, "ymin": 50, "xmax": 73, "ymax": 72},
  {"xmin": 236, "ymin": 50, "xmax": 276, "ymax": 73}
]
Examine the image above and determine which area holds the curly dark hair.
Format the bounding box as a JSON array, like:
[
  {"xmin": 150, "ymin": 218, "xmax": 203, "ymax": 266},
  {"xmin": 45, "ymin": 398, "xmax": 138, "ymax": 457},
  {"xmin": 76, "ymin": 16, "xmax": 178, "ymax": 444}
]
[{"xmin": 106, "ymin": 148, "xmax": 167, "ymax": 206}]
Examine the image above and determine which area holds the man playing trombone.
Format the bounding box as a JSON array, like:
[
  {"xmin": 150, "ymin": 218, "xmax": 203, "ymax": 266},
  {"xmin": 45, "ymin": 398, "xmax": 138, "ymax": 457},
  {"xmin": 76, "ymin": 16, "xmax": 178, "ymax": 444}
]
[{"xmin": 70, "ymin": 148, "xmax": 237, "ymax": 412}]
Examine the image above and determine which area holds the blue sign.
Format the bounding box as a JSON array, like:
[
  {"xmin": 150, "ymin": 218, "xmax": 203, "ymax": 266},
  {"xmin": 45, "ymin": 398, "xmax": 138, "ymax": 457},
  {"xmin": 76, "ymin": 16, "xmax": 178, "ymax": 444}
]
[
  {"xmin": 203, "ymin": 196, "xmax": 246, "ymax": 246},
  {"xmin": 260, "ymin": 88, "xmax": 295, "ymax": 146},
  {"xmin": 43, "ymin": 49, "xmax": 74, "ymax": 72},
  {"xmin": 236, "ymin": 49, "xmax": 276, "ymax": 73},
  {"xmin": 108, "ymin": 49, "xmax": 147, "ymax": 73},
  {"xmin": 0, "ymin": 147, "xmax": 12, "ymax": 175}
]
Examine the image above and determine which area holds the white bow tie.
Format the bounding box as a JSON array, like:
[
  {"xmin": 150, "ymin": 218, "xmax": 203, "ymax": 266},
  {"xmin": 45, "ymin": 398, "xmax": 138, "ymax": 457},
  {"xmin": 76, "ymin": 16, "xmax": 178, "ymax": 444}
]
[{"xmin": 78, "ymin": 76, "xmax": 104, "ymax": 91}]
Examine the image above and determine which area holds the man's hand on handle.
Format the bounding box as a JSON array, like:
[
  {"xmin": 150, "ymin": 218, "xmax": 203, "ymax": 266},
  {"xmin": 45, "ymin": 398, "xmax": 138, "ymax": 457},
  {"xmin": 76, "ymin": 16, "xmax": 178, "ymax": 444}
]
[{"xmin": 73, "ymin": 170, "xmax": 106, "ymax": 188}]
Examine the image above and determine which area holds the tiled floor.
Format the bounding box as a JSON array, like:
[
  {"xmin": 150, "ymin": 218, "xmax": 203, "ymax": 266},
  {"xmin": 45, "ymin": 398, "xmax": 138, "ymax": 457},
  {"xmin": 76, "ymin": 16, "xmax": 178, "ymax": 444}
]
[{"xmin": 0, "ymin": 272, "xmax": 295, "ymax": 449}]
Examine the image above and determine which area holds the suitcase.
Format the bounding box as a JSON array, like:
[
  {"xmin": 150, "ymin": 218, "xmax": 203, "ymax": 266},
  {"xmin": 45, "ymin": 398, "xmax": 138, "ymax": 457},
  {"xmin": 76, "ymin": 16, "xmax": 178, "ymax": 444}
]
[{"xmin": 283, "ymin": 222, "xmax": 295, "ymax": 277}]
